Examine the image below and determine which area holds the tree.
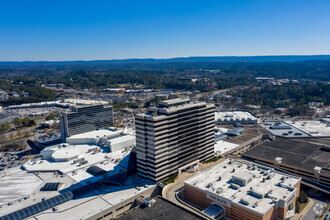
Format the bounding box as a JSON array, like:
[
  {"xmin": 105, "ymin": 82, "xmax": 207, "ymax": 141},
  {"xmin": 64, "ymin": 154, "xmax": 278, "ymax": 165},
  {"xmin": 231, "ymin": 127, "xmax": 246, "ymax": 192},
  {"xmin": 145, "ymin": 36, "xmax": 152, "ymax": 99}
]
[
  {"xmin": 298, "ymin": 191, "xmax": 309, "ymax": 204},
  {"xmin": 295, "ymin": 200, "xmax": 300, "ymax": 213},
  {"xmin": 0, "ymin": 123, "xmax": 10, "ymax": 133},
  {"xmin": 46, "ymin": 113, "xmax": 60, "ymax": 121},
  {"xmin": 14, "ymin": 118, "xmax": 22, "ymax": 127},
  {"xmin": 29, "ymin": 119, "xmax": 36, "ymax": 126},
  {"xmin": 22, "ymin": 117, "xmax": 30, "ymax": 126}
]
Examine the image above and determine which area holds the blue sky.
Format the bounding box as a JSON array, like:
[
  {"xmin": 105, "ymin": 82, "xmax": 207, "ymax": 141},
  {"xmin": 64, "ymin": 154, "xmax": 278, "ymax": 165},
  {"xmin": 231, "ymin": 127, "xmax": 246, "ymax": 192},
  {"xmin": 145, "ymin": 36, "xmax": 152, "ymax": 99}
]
[{"xmin": 0, "ymin": 0, "xmax": 329, "ymax": 61}]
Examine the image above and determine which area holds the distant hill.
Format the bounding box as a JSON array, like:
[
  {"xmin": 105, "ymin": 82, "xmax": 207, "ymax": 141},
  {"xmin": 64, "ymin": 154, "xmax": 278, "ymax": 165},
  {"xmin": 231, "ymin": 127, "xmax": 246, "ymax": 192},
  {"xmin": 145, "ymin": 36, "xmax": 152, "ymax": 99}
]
[{"xmin": 1, "ymin": 55, "xmax": 330, "ymax": 66}]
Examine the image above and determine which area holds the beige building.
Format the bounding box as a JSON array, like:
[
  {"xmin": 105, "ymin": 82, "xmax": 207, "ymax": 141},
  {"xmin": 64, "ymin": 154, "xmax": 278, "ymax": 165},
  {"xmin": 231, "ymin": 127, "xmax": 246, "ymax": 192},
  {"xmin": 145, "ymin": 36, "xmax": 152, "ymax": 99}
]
[
  {"xmin": 135, "ymin": 98, "xmax": 215, "ymax": 182},
  {"xmin": 184, "ymin": 159, "xmax": 301, "ymax": 220}
]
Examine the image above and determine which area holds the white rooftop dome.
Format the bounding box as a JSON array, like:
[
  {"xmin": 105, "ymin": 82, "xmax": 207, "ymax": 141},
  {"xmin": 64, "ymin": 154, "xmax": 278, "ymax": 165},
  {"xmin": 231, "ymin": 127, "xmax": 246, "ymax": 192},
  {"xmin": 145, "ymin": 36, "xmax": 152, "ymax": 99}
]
[{"xmin": 51, "ymin": 148, "xmax": 81, "ymax": 162}]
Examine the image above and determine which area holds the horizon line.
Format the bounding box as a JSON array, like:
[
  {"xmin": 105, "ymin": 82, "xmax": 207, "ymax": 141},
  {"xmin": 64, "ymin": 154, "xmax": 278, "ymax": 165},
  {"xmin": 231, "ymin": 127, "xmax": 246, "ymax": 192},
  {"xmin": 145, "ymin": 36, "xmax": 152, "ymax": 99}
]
[{"xmin": 1, "ymin": 54, "xmax": 330, "ymax": 62}]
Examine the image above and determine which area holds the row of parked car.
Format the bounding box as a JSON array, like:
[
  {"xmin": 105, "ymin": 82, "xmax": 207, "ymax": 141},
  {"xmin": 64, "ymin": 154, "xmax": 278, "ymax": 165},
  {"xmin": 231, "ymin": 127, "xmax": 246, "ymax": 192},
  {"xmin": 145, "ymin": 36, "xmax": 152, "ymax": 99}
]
[{"xmin": 0, "ymin": 149, "xmax": 27, "ymax": 169}]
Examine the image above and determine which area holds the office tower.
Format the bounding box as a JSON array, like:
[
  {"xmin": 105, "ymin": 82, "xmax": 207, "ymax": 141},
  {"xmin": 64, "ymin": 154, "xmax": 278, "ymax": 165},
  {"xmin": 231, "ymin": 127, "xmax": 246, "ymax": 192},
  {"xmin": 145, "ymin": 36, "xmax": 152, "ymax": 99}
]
[
  {"xmin": 60, "ymin": 104, "xmax": 113, "ymax": 141},
  {"xmin": 135, "ymin": 98, "xmax": 215, "ymax": 182}
]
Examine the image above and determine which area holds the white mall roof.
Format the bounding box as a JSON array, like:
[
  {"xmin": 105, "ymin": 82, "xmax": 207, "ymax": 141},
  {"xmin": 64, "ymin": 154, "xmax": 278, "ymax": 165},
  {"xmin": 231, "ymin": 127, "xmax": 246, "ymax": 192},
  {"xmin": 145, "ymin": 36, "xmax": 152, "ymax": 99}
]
[
  {"xmin": 284, "ymin": 120, "xmax": 330, "ymax": 137},
  {"xmin": 0, "ymin": 168, "xmax": 155, "ymax": 220},
  {"xmin": 24, "ymin": 144, "xmax": 129, "ymax": 174},
  {"xmin": 109, "ymin": 134, "xmax": 135, "ymax": 145},
  {"xmin": 67, "ymin": 129, "xmax": 118, "ymax": 140},
  {"xmin": 215, "ymin": 111, "xmax": 257, "ymax": 121},
  {"xmin": 259, "ymin": 121, "xmax": 310, "ymax": 138},
  {"xmin": 51, "ymin": 148, "xmax": 81, "ymax": 160},
  {"xmin": 0, "ymin": 169, "xmax": 43, "ymax": 206}
]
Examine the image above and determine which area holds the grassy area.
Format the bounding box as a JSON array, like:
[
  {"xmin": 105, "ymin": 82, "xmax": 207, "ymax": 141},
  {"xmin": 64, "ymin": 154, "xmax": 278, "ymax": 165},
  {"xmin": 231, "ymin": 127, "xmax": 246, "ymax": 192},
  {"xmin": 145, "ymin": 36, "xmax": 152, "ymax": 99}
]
[
  {"xmin": 203, "ymin": 156, "xmax": 222, "ymax": 164},
  {"xmin": 299, "ymin": 202, "xmax": 308, "ymax": 213},
  {"xmin": 33, "ymin": 116, "xmax": 47, "ymax": 121},
  {"xmin": 162, "ymin": 174, "xmax": 178, "ymax": 185}
]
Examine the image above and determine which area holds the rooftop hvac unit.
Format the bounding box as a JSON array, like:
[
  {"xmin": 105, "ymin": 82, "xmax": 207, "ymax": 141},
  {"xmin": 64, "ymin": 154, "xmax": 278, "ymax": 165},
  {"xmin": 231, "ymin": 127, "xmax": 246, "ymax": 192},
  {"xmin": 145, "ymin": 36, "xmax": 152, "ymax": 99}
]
[
  {"xmin": 240, "ymin": 198, "xmax": 249, "ymax": 205},
  {"xmin": 206, "ymin": 183, "xmax": 213, "ymax": 188},
  {"xmin": 266, "ymin": 193, "xmax": 278, "ymax": 200},
  {"xmin": 216, "ymin": 188, "xmax": 223, "ymax": 194},
  {"xmin": 248, "ymin": 189, "xmax": 264, "ymax": 199},
  {"xmin": 314, "ymin": 166, "xmax": 322, "ymax": 173},
  {"xmin": 275, "ymin": 157, "xmax": 282, "ymax": 163},
  {"xmin": 277, "ymin": 182, "xmax": 295, "ymax": 191},
  {"xmin": 231, "ymin": 183, "xmax": 240, "ymax": 190},
  {"xmin": 79, "ymin": 160, "xmax": 88, "ymax": 165},
  {"xmin": 73, "ymin": 158, "xmax": 85, "ymax": 164},
  {"xmin": 267, "ymin": 172, "xmax": 275, "ymax": 180},
  {"xmin": 143, "ymin": 197, "xmax": 155, "ymax": 207}
]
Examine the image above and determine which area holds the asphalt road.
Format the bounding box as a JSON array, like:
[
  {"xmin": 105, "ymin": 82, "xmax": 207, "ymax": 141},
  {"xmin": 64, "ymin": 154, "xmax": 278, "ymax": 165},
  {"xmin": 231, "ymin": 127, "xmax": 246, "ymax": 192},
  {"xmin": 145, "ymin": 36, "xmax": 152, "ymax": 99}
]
[
  {"xmin": 166, "ymin": 182, "xmax": 184, "ymax": 203},
  {"xmin": 303, "ymin": 198, "xmax": 328, "ymax": 220}
]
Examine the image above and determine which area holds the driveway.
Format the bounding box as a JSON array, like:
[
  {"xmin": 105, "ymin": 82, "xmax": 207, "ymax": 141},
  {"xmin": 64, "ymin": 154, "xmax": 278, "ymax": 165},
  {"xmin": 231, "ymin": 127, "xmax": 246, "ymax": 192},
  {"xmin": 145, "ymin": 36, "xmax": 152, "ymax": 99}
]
[{"xmin": 303, "ymin": 198, "xmax": 328, "ymax": 220}]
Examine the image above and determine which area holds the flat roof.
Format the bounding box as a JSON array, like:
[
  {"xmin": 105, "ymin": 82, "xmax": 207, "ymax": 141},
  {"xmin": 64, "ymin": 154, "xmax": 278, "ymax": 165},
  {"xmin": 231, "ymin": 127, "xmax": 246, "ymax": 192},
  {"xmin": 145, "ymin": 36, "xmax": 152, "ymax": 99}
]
[
  {"xmin": 215, "ymin": 111, "xmax": 257, "ymax": 121},
  {"xmin": 109, "ymin": 134, "xmax": 135, "ymax": 145},
  {"xmin": 0, "ymin": 171, "xmax": 155, "ymax": 220},
  {"xmin": 244, "ymin": 138, "xmax": 330, "ymax": 177},
  {"xmin": 24, "ymin": 143, "xmax": 129, "ymax": 174},
  {"xmin": 0, "ymin": 149, "xmax": 156, "ymax": 220},
  {"xmin": 184, "ymin": 159, "xmax": 300, "ymax": 215},
  {"xmin": 259, "ymin": 121, "xmax": 310, "ymax": 138},
  {"xmin": 0, "ymin": 169, "xmax": 43, "ymax": 206},
  {"xmin": 214, "ymin": 140, "xmax": 240, "ymax": 155},
  {"xmin": 159, "ymin": 98, "xmax": 190, "ymax": 106},
  {"xmin": 67, "ymin": 129, "xmax": 118, "ymax": 140},
  {"xmin": 51, "ymin": 148, "xmax": 81, "ymax": 160},
  {"xmin": 117, "ymin": 196, "xmax": 204, "ymax": 220},
  {"xmin": 285, "ymin": 120, "xmax": 330, "ymax": 137},
  {"xmin": 137, "ymin": 101, "xmax": 212, "ymax": 119},
  {"xmin": 64, "ymin": 98, "xmax": 108, "ymax": 105},
  {"xmin": 219, "ymin": 125, "xmax": 263, "ymax": 146}
]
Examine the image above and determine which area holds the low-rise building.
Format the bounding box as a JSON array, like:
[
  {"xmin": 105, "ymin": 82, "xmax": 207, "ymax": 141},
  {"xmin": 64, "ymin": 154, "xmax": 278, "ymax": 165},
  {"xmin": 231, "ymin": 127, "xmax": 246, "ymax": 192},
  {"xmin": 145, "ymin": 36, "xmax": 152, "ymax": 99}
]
[
  {"xmin": 184, "ymin": 159, "xmax": 301, "ymax": 220},
  {"xmin": 215, "ymin": 111, "xmax": 258, "ymax": 125},
  {"xmin": 65, "ymin": 129, "xmax": 135, "ymax": 152}
]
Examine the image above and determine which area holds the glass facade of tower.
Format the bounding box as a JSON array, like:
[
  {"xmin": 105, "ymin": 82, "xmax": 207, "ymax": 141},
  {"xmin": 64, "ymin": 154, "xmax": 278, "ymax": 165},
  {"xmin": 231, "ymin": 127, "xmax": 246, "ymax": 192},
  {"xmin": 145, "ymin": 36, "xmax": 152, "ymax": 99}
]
[{"xmin": 60, "ymin": 104, "xmax": 113, "ymax": 140}]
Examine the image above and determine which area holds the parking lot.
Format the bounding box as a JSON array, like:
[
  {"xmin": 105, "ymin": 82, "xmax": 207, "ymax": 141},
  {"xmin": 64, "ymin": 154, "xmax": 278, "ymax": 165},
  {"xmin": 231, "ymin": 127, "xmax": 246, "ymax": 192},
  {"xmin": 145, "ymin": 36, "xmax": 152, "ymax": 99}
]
[{"xmin": 0, "ymin": 149, "xmax": 28, "ymax": 170}]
